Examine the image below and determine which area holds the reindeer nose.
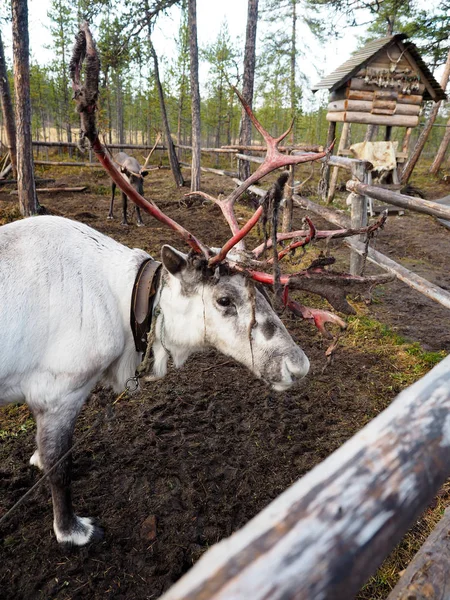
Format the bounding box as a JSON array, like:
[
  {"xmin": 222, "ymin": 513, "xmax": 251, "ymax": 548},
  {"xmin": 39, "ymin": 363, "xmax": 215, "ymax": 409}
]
[{"xmin": 286, "ymin": 353, "xmax": 310, "ymax": 381}]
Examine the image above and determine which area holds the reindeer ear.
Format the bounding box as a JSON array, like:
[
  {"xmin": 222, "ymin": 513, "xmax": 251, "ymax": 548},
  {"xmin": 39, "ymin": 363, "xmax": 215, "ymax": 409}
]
[{"xmin": 161, "ymin": 245, "xmax": 187, "ymax": 276}]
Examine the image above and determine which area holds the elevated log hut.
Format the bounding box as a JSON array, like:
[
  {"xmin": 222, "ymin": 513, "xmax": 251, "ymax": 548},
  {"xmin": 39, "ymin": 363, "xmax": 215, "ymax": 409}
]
[{"xmin": 312, "ymin": 34, "xmax": 446, "ymax": 201}]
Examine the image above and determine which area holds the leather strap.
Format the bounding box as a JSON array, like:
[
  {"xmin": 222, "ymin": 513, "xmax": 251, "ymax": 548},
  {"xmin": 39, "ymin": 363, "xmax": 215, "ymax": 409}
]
[{"xmin": 130, "ymin": 258, "xmax": 162, "ymax": 353}]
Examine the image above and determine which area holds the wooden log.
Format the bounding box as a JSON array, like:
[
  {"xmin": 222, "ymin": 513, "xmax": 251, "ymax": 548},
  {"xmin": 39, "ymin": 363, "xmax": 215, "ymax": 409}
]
[
  {"xmin": 327, "ymin": 112, "xmax": 419, "ymax": 127},
  {"xmin": 235, "ymin": 153, "xmax": 264, "ymax": 164},
  {"xmin": 294, "ymin": 194, "xmax": 450, "ymax": 311},
  {"xmin": 222, "ymin": 144, "xmax": 324, "ymax": 153},
  {"xmin": 160, "ymin": 354, "xmax": 450, "ymax": 600},
  {"xmin": 9, "ymin": 186, "xmax": 87, "ymax": 194},
  {"xmin": 331, "ymin": 89, "xmax": 423, "ymax": 105},
  {"xmin": 179, "ymin": 161, "xmax": 238, "ymax": 177},
  {"xmin": 349, "ymin": 77, "xmax": 426, "ymax": 95},
  {"xmin": 347, "ymin": 238, "xmax": 450, "ymax": 310},
  {"xmin": 34, "ymin": 160, "xmax": 105, "ymax": 168},
  {"xmin": 349, "ymin": 162, "xmax": 369, "ymax": 275},
  {"xmin": 328, "ymin": 122, "xmax": 351, "ymax": 203},
  {"xmin": 386, "ymin": 507, "xmax": 450, "ymax": 600},
  {"xmin": 32, "ymin": 141, "xmax": 167, "ymax": 151},
  {"xmin": 328, "ymin": 100, "xmax": 420, "ymax": 116},
  {"xmin": 0, "ymin": 177, "xmax": 55, "ymax": 186},
  {"xmin": 346, "ymin": 180, "xmax": 450, "ymax": 221}
]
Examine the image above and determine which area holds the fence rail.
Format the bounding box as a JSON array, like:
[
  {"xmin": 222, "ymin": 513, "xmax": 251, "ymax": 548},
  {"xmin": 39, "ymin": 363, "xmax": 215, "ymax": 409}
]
[{"xmin": 160, "ymin": 355, "xmax": 450, "ymax": 600}]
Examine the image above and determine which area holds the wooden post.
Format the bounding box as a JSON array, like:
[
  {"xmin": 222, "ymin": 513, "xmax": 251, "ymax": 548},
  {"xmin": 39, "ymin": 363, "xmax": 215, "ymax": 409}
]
[
  {"xmin": 349, "ymin": 161, "xmax": 370, "ymax": 275},
  {"xmin": 160, "ymin": 355, "xmax": 450, "ymax": 600},
  {"xmin": 282, "ymin": 164, "xmax": 294, "ymax": 232},
  {"xmin": 429, "ymin": 116, "xmax": 450, "ymax": 174},
  {"xmin": 327, "ymin": 122, "xmax": 350, "ymax": 204},
  {"xmin": 387, "ymin": 508, "xmax": 450, "ymax": 599},
  {"xmin": 318, "ymin": 120, "xmax": 336, "ymax": 202}
]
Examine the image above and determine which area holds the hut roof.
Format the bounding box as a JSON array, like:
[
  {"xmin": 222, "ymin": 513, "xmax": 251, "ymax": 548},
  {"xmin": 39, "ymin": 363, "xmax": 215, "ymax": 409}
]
[{"xmin": 312, "ymin": 34, "xmax": 446, "ymax": 102}]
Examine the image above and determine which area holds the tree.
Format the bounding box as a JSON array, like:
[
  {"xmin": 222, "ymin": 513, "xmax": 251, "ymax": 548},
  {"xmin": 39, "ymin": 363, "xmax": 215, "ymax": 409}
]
[
  {"xmin": 0, "ymin": 28, "xmax": 17, "ymax": 176},
  {"xmin": 47, "ymin": 0, "xmax": 77, "ymax": 144},
  {"xmin": 400, "ymin": 43, "xmax": 450, "ymax": 183},
  {"xmin": 203, "ymin": 22, "xmax": 240, "ymax": 154},
  {"xmin": 188, "ymin": 0, "xmax": 200, "ymax": 191},
  {"xmin": 239, "ymin": 0, "xmax": 259, "ymax": 180},
  {"xmin": 11, "ymin": 0, "xmax": 40, "ymax": 215}
]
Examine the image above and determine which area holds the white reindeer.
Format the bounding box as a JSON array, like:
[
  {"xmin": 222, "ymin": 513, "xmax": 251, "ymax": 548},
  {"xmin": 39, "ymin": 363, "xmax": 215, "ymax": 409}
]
[{"xmin": 0, "ymin": 215, "xmax": 309, "ymax": 546}]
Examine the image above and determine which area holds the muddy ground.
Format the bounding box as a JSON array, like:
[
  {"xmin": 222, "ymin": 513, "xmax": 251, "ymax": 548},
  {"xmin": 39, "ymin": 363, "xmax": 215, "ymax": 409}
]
[{"xmin": 1, "ymin": 161, "xmax": 450, "ymax": 599}]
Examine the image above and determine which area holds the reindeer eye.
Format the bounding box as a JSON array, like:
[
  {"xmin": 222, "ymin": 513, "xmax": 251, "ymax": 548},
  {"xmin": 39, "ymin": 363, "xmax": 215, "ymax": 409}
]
[{"xmin": 217, "ymin": 296, "xmax": 232, "ymax": 307}]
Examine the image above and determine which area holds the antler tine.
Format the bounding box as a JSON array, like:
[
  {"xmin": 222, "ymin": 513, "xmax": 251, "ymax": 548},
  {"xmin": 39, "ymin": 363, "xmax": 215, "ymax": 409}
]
[
  {"xmin": 274, "ymin": 118, "xmax": 295, "ymax": 146},
  {"xmin": 142, "ymin": 131, "xmax": 162, "ymax": 170},
  {"xmin": 70, "ymin": 23, "xmax": 210, "ymax": 259}
]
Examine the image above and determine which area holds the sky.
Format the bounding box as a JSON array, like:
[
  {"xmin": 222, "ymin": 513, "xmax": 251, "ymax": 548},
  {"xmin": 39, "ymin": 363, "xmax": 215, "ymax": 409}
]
[{"xmin": 2, "ymin": 0, "xmax": 369, "ymax": 109}]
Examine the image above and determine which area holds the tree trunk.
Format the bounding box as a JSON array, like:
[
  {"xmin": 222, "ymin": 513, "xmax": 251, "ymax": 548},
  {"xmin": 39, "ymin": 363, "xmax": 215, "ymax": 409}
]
[
  {"xmin": 188, "ymin": 0, "xmax": 201, "ymax": 191},
  {"xmin": 146, "ymin": 24, "xmax": 184, "ymax": 187},
  {"xmin": 238, "ymin": 0, "xmax": 259, "ymax": 181},
  {"xmin": 11, "ymin": 0, "xmax": 39, "ymax": 214},
  {"xmin": 430, "ymin": 116, "xmax": 450, "ymax": 174},
  {"xmin": 0, "ymin": 30, "xmax": 18, "ymax": 178},
  {"xmin": 289, "ymin": 0, "xmax": 297, "ymax": 143},
  {"xmin": 401, "ymin": 42, "xmax": 450, "ymax": 184}
]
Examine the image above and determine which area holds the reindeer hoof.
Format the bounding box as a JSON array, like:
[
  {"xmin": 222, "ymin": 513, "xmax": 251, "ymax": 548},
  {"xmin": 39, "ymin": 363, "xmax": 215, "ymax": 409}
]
[
  {"xmin": 107, "ymin": 215, "xmax": 114, "ymax": 220},
  {"xmin": 30, "ymin": 450, "xmax": 43, "ymax": 470},
  {"xmin": 54, "ymin": 516, "xmax": 104, "ymax": 546},
  {"xmin": 136, "ymin": 222, "xmax": 145, "ymax": 227}
]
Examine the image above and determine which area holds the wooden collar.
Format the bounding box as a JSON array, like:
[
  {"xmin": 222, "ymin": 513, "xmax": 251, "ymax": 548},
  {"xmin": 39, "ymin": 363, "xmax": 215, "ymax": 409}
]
[{"xmin": 130, "ymin": 258, "xmax": 162, "ymax": 353}]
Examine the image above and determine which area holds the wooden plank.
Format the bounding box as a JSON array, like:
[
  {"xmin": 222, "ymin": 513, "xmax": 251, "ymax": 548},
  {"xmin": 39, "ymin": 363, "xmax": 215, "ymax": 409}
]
[
  {"xmin": 160, "ymin": 354, "xmax": 450, "ymax": 600},
  {"xmin": 327, "ymin": 112, "xmax": 419, "ymax": 127},
  {"xmin": 387, "ymin": 508, "xmax": 450, "ymax": 600},
  {"xmin": 346, "ymin": 180, "xmax": 450, "ymax": 221}
]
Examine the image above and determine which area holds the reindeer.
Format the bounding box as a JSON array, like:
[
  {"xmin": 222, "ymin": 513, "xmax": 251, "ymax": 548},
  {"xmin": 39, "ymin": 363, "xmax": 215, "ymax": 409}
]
[
  {"xmin": 0, "ymin": 24, "xmax": 390, "ymax": 548},
  {"xmin": 108, "ymin": 151, "xmax": 149, "ymax": 226}
]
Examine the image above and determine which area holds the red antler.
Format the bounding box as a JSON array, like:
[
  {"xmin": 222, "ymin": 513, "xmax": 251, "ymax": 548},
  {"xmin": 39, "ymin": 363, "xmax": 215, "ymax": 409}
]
[{"xmin": 70, "ymin": 22, "xmax": 210, "ymax": 258}]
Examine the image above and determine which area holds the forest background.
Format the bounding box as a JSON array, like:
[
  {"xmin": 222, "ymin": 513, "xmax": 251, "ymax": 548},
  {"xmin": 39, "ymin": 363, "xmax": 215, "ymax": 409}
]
[{"xmin": 1, "ymin": 0, "xmax": 450, "ymax": 163}]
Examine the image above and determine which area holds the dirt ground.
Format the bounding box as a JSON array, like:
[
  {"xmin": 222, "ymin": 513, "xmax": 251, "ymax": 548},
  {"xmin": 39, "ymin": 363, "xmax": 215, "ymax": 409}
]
[{"xmin": 1, "ymin": 161, "xmax": 450, "ymax": 600}]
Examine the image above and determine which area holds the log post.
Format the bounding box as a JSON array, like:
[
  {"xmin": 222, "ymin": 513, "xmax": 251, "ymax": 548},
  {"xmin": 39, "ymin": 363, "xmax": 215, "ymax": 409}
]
[
  {"xmin": 349, "ymin": 161, "xmax": 370, "ymax": 275},
  {"xmin": 282, "ymin": 164, "xmax": 294, "ymax": 232},
  {"xmin": 386, "ymin": 508, "xmax": 450, "ymax": 600},
  {"xmin": 327, "ymin": 122, "xmax": 350, "ymax": 204},
  {"xmin": 318, "ymin": 120, "xmax": 336, "ymax": 202}
]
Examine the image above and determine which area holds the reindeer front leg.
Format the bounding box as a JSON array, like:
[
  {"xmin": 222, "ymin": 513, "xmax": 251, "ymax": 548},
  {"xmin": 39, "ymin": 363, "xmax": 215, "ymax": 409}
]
[
  {"xmin": 32, "ymin": 393, "xmax": 102, "ymax": 545},
  {"xmin": 135, "ymin": 206, "xmax": 144, "ymax": 227},
  {"xmin": 107, "ymin": 181, "xmax": 116, "ymax": 220},
  {"xmin": 121, "ymin": 191, "xmax": 129, "ymax": 226}
]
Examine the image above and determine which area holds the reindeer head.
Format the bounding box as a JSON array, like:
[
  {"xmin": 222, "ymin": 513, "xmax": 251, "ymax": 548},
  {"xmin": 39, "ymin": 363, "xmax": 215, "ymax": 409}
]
[{"xmin": 149, "ymin": 246, "xmax": 309, "ymax": 391}]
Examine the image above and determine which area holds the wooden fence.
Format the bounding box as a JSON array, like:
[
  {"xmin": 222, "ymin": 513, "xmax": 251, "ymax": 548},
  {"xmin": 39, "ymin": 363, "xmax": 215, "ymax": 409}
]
[{"xmin": 158, "ymin": 354, "xmax": 450, "ymax": 600}]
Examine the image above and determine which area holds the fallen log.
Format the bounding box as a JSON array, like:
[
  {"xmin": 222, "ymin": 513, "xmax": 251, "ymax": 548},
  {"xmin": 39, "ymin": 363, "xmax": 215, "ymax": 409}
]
[
  {"xmin": 386, "ymin": 507, "xmax": 450, "ymax": 600},
  {"xmin": 160, "ymin": 354, "xmax": 450, "ymax": 600},
  {"xmin": 0, "ymin": 178, "xmax": 55, "ymax": 187},
  {"xmin": 9, "ymin": 186, "xmax": 87, "ymax": 195}
]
